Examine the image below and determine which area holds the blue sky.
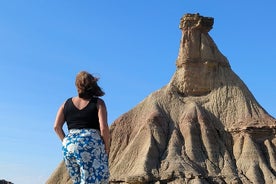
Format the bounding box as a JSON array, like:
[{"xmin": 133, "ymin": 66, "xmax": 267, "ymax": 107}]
[{"xmin": 0, "ymin": 1, "xmax": 275, "ymax": 183}]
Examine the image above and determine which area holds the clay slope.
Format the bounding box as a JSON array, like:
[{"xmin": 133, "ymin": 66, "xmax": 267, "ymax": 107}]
[
  {"xmin": 46, "ymin": 161, "xmax": 72, "ymax": 184},
  {"xmin": 109, "ymin": 14, "xmax": 276, "ymax": 183}
]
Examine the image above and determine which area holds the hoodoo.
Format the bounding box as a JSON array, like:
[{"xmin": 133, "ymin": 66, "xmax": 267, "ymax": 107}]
[{"xmin": 47, "ymin": 13, "xmax": 276, "ymax": 184}]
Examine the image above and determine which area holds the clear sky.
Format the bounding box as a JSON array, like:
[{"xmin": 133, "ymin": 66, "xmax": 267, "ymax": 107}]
[{"xmin": 0, "ymin": 1, "xmax": 275, "ymax": 183}]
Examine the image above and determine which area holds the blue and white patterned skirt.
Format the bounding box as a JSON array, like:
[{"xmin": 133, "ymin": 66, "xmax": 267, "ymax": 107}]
[{"xmin": 62, "ymin": 129, "xmax": 109, "ymax": 184}]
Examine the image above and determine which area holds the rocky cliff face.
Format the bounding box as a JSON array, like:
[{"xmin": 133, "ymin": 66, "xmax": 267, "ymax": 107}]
[{"xmin": 47, "ymin": 13, "xmax": 276, "ymax": 184}]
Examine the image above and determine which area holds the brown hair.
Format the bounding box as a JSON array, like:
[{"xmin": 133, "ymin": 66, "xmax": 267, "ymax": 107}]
[{"xmin": 75, "ymin": 71, "xmax": 105, "ymax": 99}]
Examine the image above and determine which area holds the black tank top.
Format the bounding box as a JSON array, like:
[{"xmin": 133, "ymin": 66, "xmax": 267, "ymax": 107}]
[{"xmin": 63, "ymin": 97, "xmax": 100, "ymax": 130}]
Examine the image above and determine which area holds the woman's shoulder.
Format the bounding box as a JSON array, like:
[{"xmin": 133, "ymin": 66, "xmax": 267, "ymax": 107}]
[
  {"xmin": 63, "ymin": 97, "xmax": 74, "ymax": 106},
  {"xmin": 65, "ymin": 97, "xmax": 73, "ymax": 103},
  {"xmin": 95, "ymin": 97, "xmax": 105, "ymax": 106}
]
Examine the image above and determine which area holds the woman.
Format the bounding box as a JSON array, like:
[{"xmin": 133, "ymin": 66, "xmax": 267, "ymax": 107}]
[{"xmin": 54, "ymin": 71, "xmax": 110, "ymax": 184}]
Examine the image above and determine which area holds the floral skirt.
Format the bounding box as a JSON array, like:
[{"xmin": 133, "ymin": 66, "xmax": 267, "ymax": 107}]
[{"xmin": 62, "ymin": 129, "xmax": 109, "ymax": 184}]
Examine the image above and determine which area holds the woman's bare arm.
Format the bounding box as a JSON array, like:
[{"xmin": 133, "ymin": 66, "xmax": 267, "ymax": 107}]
[
  {"xmin": 54, "ymin": 104, "xmax": 66, "ymax": 141},
  {"xmin": 97, "ymin": 98, "xmax": 110, "ymax": 155}
]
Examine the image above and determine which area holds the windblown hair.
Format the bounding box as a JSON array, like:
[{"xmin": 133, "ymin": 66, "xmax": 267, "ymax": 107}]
[{"xmin": 75, "ymin": 71, "xmax": 105, "ymax": 99}]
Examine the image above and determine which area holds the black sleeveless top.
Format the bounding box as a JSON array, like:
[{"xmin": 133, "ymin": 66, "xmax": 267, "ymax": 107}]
[{"xmin": 63, "ymin": 97, "xmax": 100, "ymax": 130}]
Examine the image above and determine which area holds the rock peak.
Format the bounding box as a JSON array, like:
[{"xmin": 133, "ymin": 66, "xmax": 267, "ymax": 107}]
[
  {"xmin": 173, "ymin": 13, "xmax": 230, "ymax": 96},
  {"xmin": 179, "ymin": 13, "xmax": 214, "ymax": 32}
]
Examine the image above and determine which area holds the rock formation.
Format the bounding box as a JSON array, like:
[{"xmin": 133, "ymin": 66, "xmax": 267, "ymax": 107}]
[
  {"xmin": 47, "ymin": 13, "xmax": 276, "ymax": 184},
  {"xmin": 0, "ymin": 179, "xmax": 13, "ymax": 184},
  {"xmin": 46, "ymin": 161, "xmax": 72, "ymax": 184}
]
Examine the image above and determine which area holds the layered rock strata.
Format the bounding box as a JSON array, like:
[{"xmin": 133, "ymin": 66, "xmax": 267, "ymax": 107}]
[{"xmin": 108, "ymin": 13, "xmax": 276, "ymax": 184}]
